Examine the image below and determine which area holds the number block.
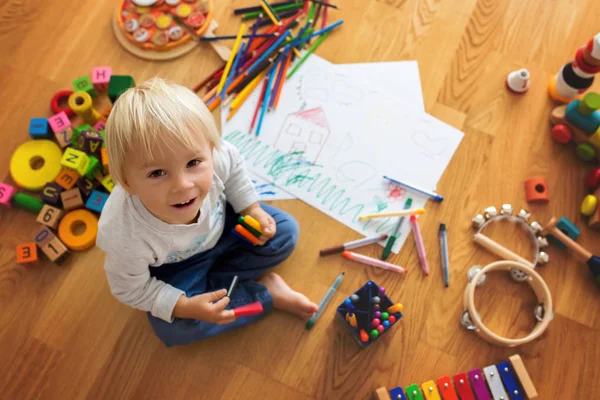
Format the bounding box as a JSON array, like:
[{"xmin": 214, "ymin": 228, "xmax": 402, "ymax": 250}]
[
  {"xmin": 29, "ymin": 118, "xmax": 51, "ymax": 139},
  {"xmin": 60, "ymin": 188, "xmax": 84, "ymax": 211},
  {"xmin": 54, "ymin": 127, "xmax": 73, "ymax": 148},
  {"xmin": 36, "ymin": 204, "xmax": 64, "ymax": 229},
  {"xmin": 85, "ymin": 190, "xmax": 109, "ymax": 213},
  {"xmin": 16, "ymin": 243, "xmax": 39, "ymax": 265}
]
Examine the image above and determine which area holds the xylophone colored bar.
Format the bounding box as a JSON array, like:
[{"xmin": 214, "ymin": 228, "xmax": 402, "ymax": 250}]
[{"xmin": 373, "ymin": 354, "xmax": 537, "ymax": 400}]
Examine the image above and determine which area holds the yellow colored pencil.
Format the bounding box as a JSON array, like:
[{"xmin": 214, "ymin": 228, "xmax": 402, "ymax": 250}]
[
  {"xmin": 227, "ymin": 70, "xmax": 268, "ymax": 120},
  {"xmin": 260, "ymin": 0, "xmax": 281, "ymax": 25},
  {"xmin": 216, "ymin": 23, "xmax": 247, "ymax": 95},
  {"xmin": 358, "ymin": 208, "xmax": 426, "ymax": 221}
]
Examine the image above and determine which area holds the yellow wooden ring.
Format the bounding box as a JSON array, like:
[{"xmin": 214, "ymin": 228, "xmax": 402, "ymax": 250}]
[
  {"xmin": 58, "ymin": 209, "xmax": 99, "ymax": 251},
  {"xmin": 10, "ymin": 140, "xmax": 63, "ymax": 191},
  {"xmin": 68, "ymin": 91, "xmax": 93, "ymax": 114}
]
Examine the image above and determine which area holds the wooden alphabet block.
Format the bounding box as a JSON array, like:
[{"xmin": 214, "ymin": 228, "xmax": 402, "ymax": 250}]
[
  {"xmin": 29, "ymin": 118, "xmax": 51, "ymax": 139},
  {"xmin": 54, "ymin": 127, "xmax": 73, "ymax": 148},
  {"xmin": 108, "ymin": 75, "xmax": 135, "ymax": 104},
  {"xmin": 92, "ymin": 67, "xmax": 112, "ymax": 92},
  {"xmin": 61, "ymin": 148, "xmax": 90, "ymax": 175},
  {"xmin": 40, "ymin": 182, "xmax": 64, "ymax": 207},
  {"xmin": 72, "ymin": 124, "xmax": 94, "ymax": 147},
  {"xmin": 81, "ymin": 130, "xmax": 103, "ymax": 156},
  {"xmin": 60, "ymin": 188, "xmax": 84, "ymax": 211},
  {"xmin": 101, "ymin": 147, "xmax": 109, "ymax": 174},
  {"xmin": 16, "ymin": 243, "xmax": 39, "ymax": 265},
  {"xmin": 41, "ymin": 237, "xmax": 69, "ymax": 262},
  {"xmin": 101, "ymin": 174, "xmax": 115, "ymax": 193},
  {"xmin": 85, "ymin": 190, "xmax": 109, "ymax": 213},
  {"xmin": 76, "ymin": 176, "xmax": 98, "ymax": 198},
  {"xmin": 0, "ymin": 182, "xmax": 16, "ymax": 207},
  {"xmin": 93, "ymin": 119, "xmax": 106, "ymax": 132},
  {"xmin": 84, "ymin": 156, "xmax": 102, "ymax": 180},
  {"xmin": 73, "ymin": 76, "xmax": 97, "ymax": 98},
  {"xmin": 55, "ymin": 169, "xmax": 79, "ymax": 190},
  {"xmin": 36, "ymin": 204, "xmax": 64, "ymax": 229},
  {"xmin": 34, "ymin": 226, "xmax": 56, "ymax": 247},
  {"xmin": 48, "ymin": 111, "xmax": 71, "ymax": 133}
]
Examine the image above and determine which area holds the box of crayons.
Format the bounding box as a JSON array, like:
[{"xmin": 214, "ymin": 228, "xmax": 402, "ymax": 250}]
[{"xmin": 336, "ymin": 281, "xmax": 403, "ymax": 349}]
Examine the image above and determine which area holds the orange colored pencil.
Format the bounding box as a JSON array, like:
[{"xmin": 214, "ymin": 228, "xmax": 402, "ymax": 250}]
[
  {"xmin": 202, "ymin": 86, "xmax": 217, "ymax": 104},
  {"xmin": 273, "ymin": 51, "xmax": 292, "ymax": 109},
  {"xmin": 208, "ymin": 96, "xmax": 221, "ymax": 111},
  {"xmin": 228, "ymin": 69, "xmax": 268, "ymax": 120}
]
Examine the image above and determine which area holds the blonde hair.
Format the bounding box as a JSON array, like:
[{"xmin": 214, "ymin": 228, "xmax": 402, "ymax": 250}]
[{"xmin": 105, "ymin": 77, "xmax": 221, "ymax": 186}]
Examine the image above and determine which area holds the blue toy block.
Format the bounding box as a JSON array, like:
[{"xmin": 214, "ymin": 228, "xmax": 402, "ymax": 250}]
[
  {"xmin": 336, "ymin": 280, "xmax": 403, "ymax": 349},
  {"xmin": 29, "ymin": 118, "xmax": 51, "ymax": 139},
  {"xmin": 85, "ymin": 189, "xmax": 109, "ymax": 213},
  {"xmin": 390, "ymin": 386, "xmax": 407, "ymax": 400},
  {"xmin": 548, "ymin": 216, "xmax": 580, "ymax": 249},
  {"xmin": 565, "ymin": 100, "xmax": 600, "ymax": 134}
]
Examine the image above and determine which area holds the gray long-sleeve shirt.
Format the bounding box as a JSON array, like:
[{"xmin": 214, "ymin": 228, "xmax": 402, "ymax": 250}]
[{"xmin": 96, "ymin": 141, "xmax": 259, "ymax": 323}]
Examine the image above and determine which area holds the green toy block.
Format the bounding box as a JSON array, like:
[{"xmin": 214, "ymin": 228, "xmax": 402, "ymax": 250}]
[
  {"xmin": 99, "ymin": 130, "xmax": 106, "ymax": 148},
  {"xmin": 108, "ymin": 75, "xmax": 135, "ymax": 104},
  {"xmin": 11, "ymin": 193, "xmax": 44, "ymax": 213},
  {"xmin": 578, "ymin": 93, "xmax": 600, "ymax": 115},
  {"xmin": 71, "ymin": 124, "xmax": 95, "ymax": 147},
  {"xmin": 73, "ymin": 76, "xmax": 97, "ymax": 98},
  {"xmin": 84, "ymin": 156, "xmax": 101, "ymax": 180}
]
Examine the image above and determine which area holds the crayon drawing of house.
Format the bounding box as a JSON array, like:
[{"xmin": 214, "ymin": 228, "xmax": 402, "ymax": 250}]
[{"xmin": 273, "ymin": 107, "xmax": 331, "ymax": 164}]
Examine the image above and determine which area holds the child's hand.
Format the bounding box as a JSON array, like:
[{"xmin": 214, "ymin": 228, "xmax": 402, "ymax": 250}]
[
  {"xmin": 173, "ymin": 289, "xmax": 236, "ymax": 324},
  {"xmin": 242, "ymin": 203, "xmax": 276, "ymax": 245}
]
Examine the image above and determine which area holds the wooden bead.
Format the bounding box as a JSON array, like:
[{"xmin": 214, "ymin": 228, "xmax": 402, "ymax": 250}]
[
  {"xmin": 68, "ymin": 91, "xmax": 98, "ymax": 125},
  {"xmin": 16, "ymin": 243, "xmax": 39, "ymax": 265},
  {"xmin": 36, "ymin": 204, "xmax": 64, "ymax": 229},
  {"xmin": 575, "ymin": 142, "xmax": 596, "ymax": 161},
  {"xmin": 585, "ymin": 168, "xmax": 600, "ymax": 188},
  {"xmin": 578, "ymin": 92, "xmax": 600, "ymax": 115},
  {"xmin": 581, "ymin": 195, "xmax": 598, "ymax": 217},
  {"xmin": 0, "ymin": 182, "xmax": 16, "ymax": 208},
  {"xmin": 29, "ymin": 118, "xmax": 51, "ymax": 139},
  {"xmin": 589, "ymin": 130, "xmax": 600, "ymax": 152},
  {"xmin": 551, "ymin": 124, "xmax": 572, "ymax": 144},
  {"xmin": 524, "ymin": 177, "xmax": 549, "ymax": 203},
  {"xmin": 92, "ymin": 67, "xmax": 112, "ymax": 92},
  {"xmin": 50, "ymin": 90, "xmax": 75, "ymax": 118},
  {"xmin": 565, "ymin": 100, "xmax": 600, "ymax": 134},
  {"xmin": 55, "ymin": 168, "xmax": 79, "ymax": 190},
  {"xmin": 10, "ymin": 140, "xmax": 63, "ymax": 191},
  {"xmin": 108, "ymin": 75, "xmax": 136, "ymax": 104},
  {"xmin": 60, "ymin": 188, "xmax": 84, "ymax": 211},
  {"xmin": 40, "ymin": 182, "xmax": 64, "ymax": 207},
  {"xmin": 58, "ymin": 209, "xmax": 99, "ymax": 251},
  {"xmin": 73, "ymin": 76, "xmax": 97, "ymax": 98}
]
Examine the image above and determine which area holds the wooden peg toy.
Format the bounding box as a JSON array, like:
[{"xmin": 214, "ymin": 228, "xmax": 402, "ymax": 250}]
[
  {"xmin": 60, "ymin": 188, "xmax": 84, "ymax": 211},
  {"xmin": 73, "ymin": 76, "xmax": 97, "ymax": 98},
  {"xmin": 92, "ymin": 67, "xmax": 112, "ymax": 92},
  {"xmin": 108, "ymin": 75, "xmax": 135, "ymax": 103},
  {"xmin": 85, "ymin": 190, "xmax": 109, "ymax": 214},
  {"xmin": 41, "ymin": 182, "xmax": 64, "ymax": 207},
  {"xmin": 68, "ymin": 91, "xmax": 99, "ymax": 124},
  {"xmin": 16, "ymin": 243, "xmax": 39, "ymax": 265},
  {"xmin": 36, "ymin": 204, "xmax": 63, "ymax": 229},
  {"xmin": 547, "ymin": 216, "xmax": 579, "ymax": 249},
  {"xmin": 58, "ymin": 209, "xmax": 98, "ymax": 251},
  {"xmin": 55, "ymin": 168, "xmax": 79, "ymax": 190},
  {"xmin": 524, "ymin": 177, "xmax": 549, "ymax": 203},
  {"xmin": 506, "ymin": 69, "xmax": 530, "ymax": 94},
  {"xmin": 0, "ymin": 182, "xmax": 16, "ymax": 207},
  {"xmin": 12, "ymin": 193, "xmax": 44, "ymax": 213},
  {"xmin": 29, "ymin": 118, "xmax": 51, "ymax": 139},
  {"xmin": 10, "ymin": 139, "xmax": 63, "ymax": 191},
  {"xmin": 61, "ymin": 147, "xmax": 90, "ymax": 176},
  {"xmin": 581, "ymin": 194, "xmax": 598, "ymax": 217},
  {"xmin": 565, "ymin": 100, "xmax": 600, "ymax": 133},
  {"xmin": 50, "ymin": 89, "xmax": 75, "ymax": 118}
]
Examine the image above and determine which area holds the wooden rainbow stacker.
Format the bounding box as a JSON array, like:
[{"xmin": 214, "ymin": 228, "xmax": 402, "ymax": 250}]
[{"xmin": 373, "ymin": 354, "xmax": 537, "ymax": 400}]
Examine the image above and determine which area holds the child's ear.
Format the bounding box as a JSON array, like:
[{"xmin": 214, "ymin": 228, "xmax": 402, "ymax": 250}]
[{"xmin": 121, "ymin": 179, "xmax": 135, "ymax": 195}]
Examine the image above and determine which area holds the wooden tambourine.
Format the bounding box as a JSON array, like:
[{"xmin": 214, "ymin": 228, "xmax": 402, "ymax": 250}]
[
  {"xmin": 112, "ymin": 0, "xmax": 219, "ymax": 61},
  {"xmin": 461, "ymin": 260, "xmax": 554, "ymax": 347}
]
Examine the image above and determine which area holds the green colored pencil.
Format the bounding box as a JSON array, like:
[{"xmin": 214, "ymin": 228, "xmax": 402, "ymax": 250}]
[
  {"xmin": 241, "ymin": 2, "xmax": 303, "ymax": 20},
  {"xmin": 287, "ymin": 31, "xmax": 330, "ymax": 79}
]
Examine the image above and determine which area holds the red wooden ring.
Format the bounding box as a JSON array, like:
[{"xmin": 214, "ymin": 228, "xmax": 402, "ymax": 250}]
[
  {"xmin": 575, "ymin": 46, "xmax": 600, "ymax": 74},
  {"xmin": 51, "ymin": 90, "xmax": 75, "ymax": 118}
]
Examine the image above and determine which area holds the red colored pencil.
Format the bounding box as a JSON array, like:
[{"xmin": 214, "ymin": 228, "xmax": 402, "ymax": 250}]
[
  {"xmin": 193, "ymin": 65, "xmax": 225, "ymax": 93},
  {"xmin": 250, "ymin": 77, "xmax": 269, "ymax": 133},
  {"xmin": 321, "ymin": 0, "xmax": 329, "ymax": 28}
]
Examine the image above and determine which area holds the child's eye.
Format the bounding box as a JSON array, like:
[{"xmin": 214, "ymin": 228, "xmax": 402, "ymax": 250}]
[
  {"xmin": 187, "ymin": 159, "xmax": 201, "ymax": 168},
  {"xmin": 148, "ymin": 169, "xmax": 166, "ymax": 178}
]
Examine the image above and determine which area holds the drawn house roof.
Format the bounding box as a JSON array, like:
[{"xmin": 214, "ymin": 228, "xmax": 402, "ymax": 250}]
[{"xmin": 291, "ymin": 107, "xmax": 330, "ymax": 130}]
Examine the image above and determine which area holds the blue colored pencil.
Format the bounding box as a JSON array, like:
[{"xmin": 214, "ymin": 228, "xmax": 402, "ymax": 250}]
[
  {"xmin": 222, "ymin": 43, "xmax": 245, "ymax": 100},
  {"xmin": 256, "ymin": 64, "xmax": 278, "ymax": 136},
  {"xmin": 246, "ymin": 30, "xmax": 290, "ymax": 76},
  {"xmin": 286, "ymin": 19, "xmax": 343, "ymax": 50},
  {"xmin": 383, "ymin": 175, "xmax": 444, "ymax": 202}
]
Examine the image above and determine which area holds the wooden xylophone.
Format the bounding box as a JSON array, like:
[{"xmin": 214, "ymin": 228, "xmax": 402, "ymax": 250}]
[{"xmin": 373, "ymin": 354, "xmax": 537, "ymax": 400}]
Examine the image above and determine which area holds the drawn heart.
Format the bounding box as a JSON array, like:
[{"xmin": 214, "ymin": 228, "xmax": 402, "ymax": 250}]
[{"xmin": 411, "ymin": 130, "xmax": 450, "ymax": 157}]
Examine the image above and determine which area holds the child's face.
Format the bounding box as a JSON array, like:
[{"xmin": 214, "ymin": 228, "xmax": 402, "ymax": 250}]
[{"xmin": 122, "ymin": 134, "xmax": 214, "ymax": 225}]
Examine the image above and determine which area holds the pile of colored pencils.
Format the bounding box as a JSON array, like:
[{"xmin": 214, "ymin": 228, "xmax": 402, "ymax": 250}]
[{"xmin": 193, "ymin": 0, "xmax": 342, "ymax": 136}]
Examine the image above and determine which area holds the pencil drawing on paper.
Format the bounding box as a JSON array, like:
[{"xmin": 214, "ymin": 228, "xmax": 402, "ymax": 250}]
[{"xmin": 273, "ymin": 107, "xmax": 331, "ymax": 164}]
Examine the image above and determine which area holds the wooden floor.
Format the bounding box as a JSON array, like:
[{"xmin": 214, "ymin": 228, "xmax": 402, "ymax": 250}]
[{"xmin": 1, "ymin": 0, "xmax": 599, "ymax": 398}]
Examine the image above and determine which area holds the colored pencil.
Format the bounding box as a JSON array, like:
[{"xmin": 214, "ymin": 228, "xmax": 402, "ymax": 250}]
[
  {"xmin": 321, "ymin": 0, "xmax": 329, "ymax": 28},
  {"xmin": 242, "ymin": 14, "xmax": 263, "ymax": 67},
  {"xmin": 193, "ymin": 65, "xmax": 224, "ymax": 93},
  {"xmin": 313, "ymin": 0, "xmax": 338, "ymax": 9},
  {"xmin": 260, "ymin": 0, "xmax": 281, "ymax": 25},
  {"xmin": 227, "ymin": 69, "xmax": 268, "ymax": 121},
  {"xmin": 253, "ymin": 9, "xmax": 297, "ymax": 27},
  {"xmin": 234, "ymin": 0, "xmax": 295, "ymax": 14},
  {"xmin": 269, "ymin": 49, "xmax": 289, "ymax": 110},
  {"xmin": 305, "ymin": 272, "xmax": 344, "ymax": 330},
  {"xmin": 250, "ymin": 77, "xmax": 269, "ymax": 133},
  {"xmin": 383, "ymin": 175, "xmax": 444, "ymax": 202},
  {"xmin": 273, "ymin": 50, "xmax": 292, "ymax": 109},
  {"xmin": 343, "ymin": 251, "xmax": 407, "ymax": 274},
  {"xmin": 311, "ymin": 3, "xmax": 322, "ymax": 28},
  {"xmin": 287, "ymin": 31, "xmax": 330, "ymax": 79},
  {"xmin": 291, "ymin": 19, "xmax": 343, "ymax": 49},
  {"xmin": 216, "ymin": 23, "xmax": 247, "ymax": 95},
  {"xmin": 319, "ymin": 234, "xmax": 389, "ymax": 256},
  {"xmin": 256, "ymin": 64, "xmax": 278, "ymax": 136},
  {"xmin": 358, "ymin": 208, "xmax": 425, "ymax": 221},
  {"xmin": 200, "ymin": 33, "xmax": 276, "ymax": 41},
  {"xmin": 247, "ymin": 30, "xmax": 290, "ymax": 75},
  {"xmin": 242, "ymin": 2, "xmax": 303, "ymax": 20},
  {"xmin": 202, "ymin": 86, "xmax": 218, "ymax": 104},
  {"xmin": 222, "ymin": 43, "xmax": 245, "ymax": 100},
  {"xmin": 208, "ymin": 96, "xmax": 221, "ymax": 111}
]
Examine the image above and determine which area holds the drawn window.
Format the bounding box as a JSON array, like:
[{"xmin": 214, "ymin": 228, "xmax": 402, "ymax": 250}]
[
  {"xmin": 309, "ymin": 131, "xmax": 323, "ymax": 145},
  {"xmin": 290, "ymin": 142, "xmax": 306, "ymax": 155},
  {"xmin": 286, "ymin": 123, "xmax": 301, "ymax": 137}
]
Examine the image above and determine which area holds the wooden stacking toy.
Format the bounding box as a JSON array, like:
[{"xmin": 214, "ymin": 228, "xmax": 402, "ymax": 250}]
[
  {"xmin": 374, "ymin": 354, "xmax": 538, "ymax": 400},
  {"xmin": 2, "ymin": 69, "xmax": 135, "ymax": 264}
]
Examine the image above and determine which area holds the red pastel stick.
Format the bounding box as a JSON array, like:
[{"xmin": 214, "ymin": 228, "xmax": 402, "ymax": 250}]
[{"xmin": 234, "ymin": 301, "xmax": 264, "ymax": 317}]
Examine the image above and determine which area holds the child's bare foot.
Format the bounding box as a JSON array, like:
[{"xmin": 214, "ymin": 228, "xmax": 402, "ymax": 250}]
[{"xmin": 257, "ymin": 273, "xmax": 319, "ymax": 321}]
